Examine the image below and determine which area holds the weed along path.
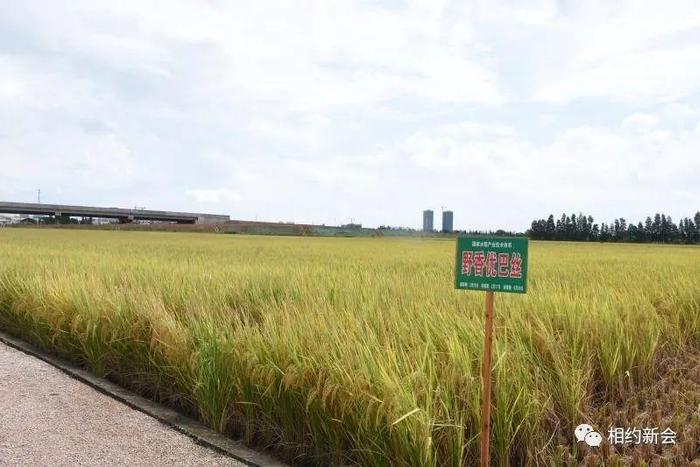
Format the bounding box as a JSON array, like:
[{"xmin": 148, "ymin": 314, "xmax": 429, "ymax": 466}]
[{"xmin": 0, "ymin": 341, "xmax": 245, "ymax": 467}]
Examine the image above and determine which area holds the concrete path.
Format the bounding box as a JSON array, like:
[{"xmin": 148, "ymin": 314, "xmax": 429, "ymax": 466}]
[{"xmin": 0, "ymin": 342, "xmax": 244, "ymax": 467}]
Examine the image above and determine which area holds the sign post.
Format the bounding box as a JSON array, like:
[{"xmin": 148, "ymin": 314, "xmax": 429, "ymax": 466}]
[{"xmin": 454, "ymin": 236, "xmax": 528, "ymax": 467}]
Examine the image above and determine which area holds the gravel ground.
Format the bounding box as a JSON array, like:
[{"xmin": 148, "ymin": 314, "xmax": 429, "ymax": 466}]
[{"xmin": 0, "ymin": 342, "xmax": 244, "ymax": 467}]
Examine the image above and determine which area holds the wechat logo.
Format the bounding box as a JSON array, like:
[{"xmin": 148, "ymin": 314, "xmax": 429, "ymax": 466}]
[{"xmin": 575, "ymin": 424, "xmax": 603, "ymax": 447}]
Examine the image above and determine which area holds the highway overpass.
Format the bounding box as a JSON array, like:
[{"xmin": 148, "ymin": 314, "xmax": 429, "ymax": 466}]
[{"xmin": 0, "ymin": 201, "xmax": 230, "ymax": 224}]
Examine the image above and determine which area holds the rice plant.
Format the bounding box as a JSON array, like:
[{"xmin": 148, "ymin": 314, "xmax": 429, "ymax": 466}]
[{"xmin": 0, "ymin": 229, "xmax": 698, "ymax": 465}]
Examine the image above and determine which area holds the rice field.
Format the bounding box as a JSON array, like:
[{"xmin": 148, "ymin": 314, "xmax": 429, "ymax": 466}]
[{"xmin": 0, "ymin": 228, "xmax": 698, "ymax": 465}]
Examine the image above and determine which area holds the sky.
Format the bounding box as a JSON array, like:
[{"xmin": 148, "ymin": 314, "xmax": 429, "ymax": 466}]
[{"xmin": 1, "ymin": 0, "xmax": 699, "ymax": 231}]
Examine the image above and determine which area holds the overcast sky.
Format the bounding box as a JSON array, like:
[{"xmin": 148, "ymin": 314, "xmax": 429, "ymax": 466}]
[{"xmin": 1, "ymin": 1, "xmax": 699, "ymax": 230}]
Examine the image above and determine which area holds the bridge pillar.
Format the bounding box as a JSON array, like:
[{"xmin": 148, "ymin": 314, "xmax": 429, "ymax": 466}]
[
  {"xmin": 54, "ymin": 211, "xmax": 61, "ymax": 224},
  {"xmin": 54, "ymin": 212, "xmax": 71, "ymax": 224}
]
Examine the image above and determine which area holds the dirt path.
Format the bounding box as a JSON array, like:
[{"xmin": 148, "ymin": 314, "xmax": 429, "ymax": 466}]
[{"xmin": 0, "ymin": 341, "xmax": 244, "ymax": 466}]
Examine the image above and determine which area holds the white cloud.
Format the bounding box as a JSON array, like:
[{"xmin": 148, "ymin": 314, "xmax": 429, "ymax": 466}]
[
  {"xmin": 361, "ymin": 114, "xmax": 700, "ymax": 228},
  {"xmin": 0, "ymin": 1, "xmax": 699, "ymax": 229},
  {"xmin": 528, "ymin": 1, "xmax": 700, "ymax": 104},
  {"xmin": 0, "ymin": 128, "xmax": 134, "ymax": 188},
  {"xmin": 186, "ymin": 188, "xmax": 240, "ymax": 204},
  {"xmin": 534, "ymin": 44, "xmax": 700, "ymax": 104},
  {"xmin": 621, "ymin": 113, "xmax": 658, "ymax": 130},
  {"xmin": 2, "ymin": 1, "xmax": 503, "ymax": 112}
]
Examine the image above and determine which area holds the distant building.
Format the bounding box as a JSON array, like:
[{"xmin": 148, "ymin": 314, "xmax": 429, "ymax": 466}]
[
  {"xmin": 442, "ymin": 210, "xmax": 454, "ymax": 233},
  {"xmin": 422, "ymin": 210, "xmax": 434, "ymax": 232},
  {"xmin": 93, "ymin": 217, "xmax": 118, "ymax": 225},
  {"xmin": 341, "ymin": 223, "xmax": 362, "ymax": 229}
]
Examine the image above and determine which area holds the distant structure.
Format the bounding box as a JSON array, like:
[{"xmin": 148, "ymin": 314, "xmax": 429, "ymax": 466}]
[
  {"xmin": 422, "ymin": 210, "xmax": 434, "ymax": 232},
  {"xmin": 0, "ymin": 201, "xmax": 229, "ymax": 225},
  {"xmin": 442, "ymin": 210, "xmax": 454, "ymax": 233}
]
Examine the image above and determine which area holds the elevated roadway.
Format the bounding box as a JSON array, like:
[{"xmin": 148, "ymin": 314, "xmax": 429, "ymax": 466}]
[{"xmin": 0, "ymin": 201, "xmax": 230, "ymax": 224}]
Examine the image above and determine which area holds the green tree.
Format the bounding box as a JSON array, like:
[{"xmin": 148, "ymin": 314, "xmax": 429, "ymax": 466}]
[
  {"xmin": 619, "ymin": 218, "xmax": 627, "ymax": 241},
  {"xmin": 545, "ymin": 214, "xmax": 555, "ymax": 240},
  {"xmin": 529, "ymin": 219, "xmax": 547, "ymax": 240},
  {"xmin": 667, "ymin": 216, "xmax": 678, "ymax": 243},
  {"xmin": 690, "ymin": 219, "xmax": 700, "ymax": 244},
  {"xmin": 564, "ymin": 215, "xmax": 572, "ymax": 240},
  {"xmin": 636, "ymin": 222, "xmax": 646, "ymax": 242},
  {"xmin": 556, "ymin": 214, "xmax": 566, "ymax": 240},
  {"xmin": 653, "ymin": 214, "xmax": 662, "ymax": 242},
  {"xmin": 679, "ymin": 219, "xmax": 687, "ymax": 243}
]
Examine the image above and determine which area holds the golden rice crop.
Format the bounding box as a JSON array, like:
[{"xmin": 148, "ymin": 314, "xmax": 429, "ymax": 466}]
[{"xmin": 0, "ymin": 228, "xmax": 698, "ymax": 465}]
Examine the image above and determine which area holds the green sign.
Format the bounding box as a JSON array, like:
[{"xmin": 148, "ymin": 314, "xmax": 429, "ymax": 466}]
[{"xmin": 454, "ymin": 236, "xmax": 528, "ymax": 294}]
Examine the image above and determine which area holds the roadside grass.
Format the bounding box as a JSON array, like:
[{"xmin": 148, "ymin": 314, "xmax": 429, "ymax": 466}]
[{"xmin": 0, "ymin": 229, "xmax": 698, "ymax": 465}]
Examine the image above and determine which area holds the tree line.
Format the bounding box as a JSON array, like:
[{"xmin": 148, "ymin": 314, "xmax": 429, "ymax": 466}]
[{"xmin": 529, "ymin": 212, "xmax": 700, "ymax": 244}]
